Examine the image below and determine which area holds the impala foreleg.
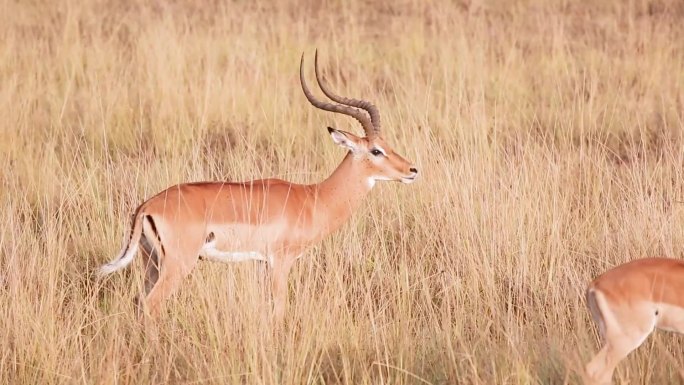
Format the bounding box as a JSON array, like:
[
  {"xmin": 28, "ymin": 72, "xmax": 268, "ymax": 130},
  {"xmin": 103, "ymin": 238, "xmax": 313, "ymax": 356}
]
[{"xmin": 270, "ymin": 255, "xmax": 297, "ymax": 325}]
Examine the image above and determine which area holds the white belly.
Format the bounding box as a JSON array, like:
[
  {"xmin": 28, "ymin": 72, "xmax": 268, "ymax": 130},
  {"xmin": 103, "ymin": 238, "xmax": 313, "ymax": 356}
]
[
  {"xmin": 199, "ymin": 241, "xmax": 267, "ymax": 263},
  {"xmin": 656, "ymin": 302, "xmax": 684, "ymax": 333}
]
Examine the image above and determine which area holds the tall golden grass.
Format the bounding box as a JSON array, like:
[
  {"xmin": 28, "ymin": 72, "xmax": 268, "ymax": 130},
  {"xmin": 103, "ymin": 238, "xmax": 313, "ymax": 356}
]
[{"xmin": 1, "ymin": 0, "xmax": 684, "ymax": 383}]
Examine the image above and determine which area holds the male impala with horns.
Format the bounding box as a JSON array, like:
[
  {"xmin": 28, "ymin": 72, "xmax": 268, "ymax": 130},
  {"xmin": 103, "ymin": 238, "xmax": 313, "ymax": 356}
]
[{"xmin": 97, "ymin": 51, "xmax": 418, "ymax": 323}]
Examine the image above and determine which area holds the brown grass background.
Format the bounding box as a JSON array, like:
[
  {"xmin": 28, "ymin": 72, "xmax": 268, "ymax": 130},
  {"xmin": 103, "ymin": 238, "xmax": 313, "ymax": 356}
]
[{"xmin": 1, "ymin": 0, "xmax": 684, "ymax": 383}]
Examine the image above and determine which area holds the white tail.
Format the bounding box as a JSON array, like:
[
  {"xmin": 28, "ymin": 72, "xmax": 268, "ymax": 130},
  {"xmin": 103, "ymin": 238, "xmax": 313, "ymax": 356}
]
[{"xmin": 97, "ymin": 212, "xmax": 144, "ymax": 277}]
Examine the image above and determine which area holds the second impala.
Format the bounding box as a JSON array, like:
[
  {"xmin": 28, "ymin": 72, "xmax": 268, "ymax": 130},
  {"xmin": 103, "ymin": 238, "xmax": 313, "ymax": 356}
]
[
  {"xmin": 585, "ymin": 257, "xmax": 684, "ymax": 384},
  {"xmin": 97, "ymin": 52, "xmax": 418, "ymax": 322}
]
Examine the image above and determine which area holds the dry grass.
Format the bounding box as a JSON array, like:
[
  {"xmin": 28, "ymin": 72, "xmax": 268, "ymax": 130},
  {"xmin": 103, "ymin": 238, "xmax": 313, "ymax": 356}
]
[{"xmin": 2, "ymin": 0, "xmax": 684, "ymax": 383}]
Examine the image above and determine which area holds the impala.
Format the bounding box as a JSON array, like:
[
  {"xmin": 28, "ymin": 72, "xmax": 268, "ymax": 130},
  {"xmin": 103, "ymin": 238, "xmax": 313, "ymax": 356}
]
[
  {"xmin": 585, "ymin": 257, "xmax": 684, "ymax": 384},
  {"xmin": 97, "ymin": 52, "xmax": 418, "ymax": 322}
]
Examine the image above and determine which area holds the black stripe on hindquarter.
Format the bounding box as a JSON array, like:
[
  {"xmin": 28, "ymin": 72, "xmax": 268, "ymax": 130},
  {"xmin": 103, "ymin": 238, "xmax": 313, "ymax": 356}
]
[{"xmin": 144, "ymin": 215, "xmax": 165, "ymax": 257}]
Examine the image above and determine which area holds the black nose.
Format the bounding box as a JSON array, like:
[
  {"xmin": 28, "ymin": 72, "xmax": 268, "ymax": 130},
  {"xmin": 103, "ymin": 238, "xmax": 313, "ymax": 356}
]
[{"xmin": 410, "ymin": 167, "xmax": 418, "ymax": 174}]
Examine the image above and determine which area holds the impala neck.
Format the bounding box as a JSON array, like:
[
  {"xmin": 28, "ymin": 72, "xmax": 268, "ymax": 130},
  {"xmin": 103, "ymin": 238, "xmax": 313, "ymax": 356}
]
[{"xmin": 314, "ymin": 152, "xmax": 374, "ymax": 226}]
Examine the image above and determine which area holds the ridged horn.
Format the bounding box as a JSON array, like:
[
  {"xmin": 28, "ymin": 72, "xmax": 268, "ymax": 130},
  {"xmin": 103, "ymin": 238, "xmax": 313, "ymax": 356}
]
[
  {"xmin": 314, "ymin": 50, "xmax": 380, "ymax": 137},
  {"xmin": 300, "ymin": 52, "xmax": 378, "ymax": 138}
]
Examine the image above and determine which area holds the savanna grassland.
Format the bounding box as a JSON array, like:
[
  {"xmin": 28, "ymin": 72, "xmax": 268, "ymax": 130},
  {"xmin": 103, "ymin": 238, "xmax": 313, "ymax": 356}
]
[{"xmin": 1, "ymin": 0, "xmax": 684, "ymax": 384}]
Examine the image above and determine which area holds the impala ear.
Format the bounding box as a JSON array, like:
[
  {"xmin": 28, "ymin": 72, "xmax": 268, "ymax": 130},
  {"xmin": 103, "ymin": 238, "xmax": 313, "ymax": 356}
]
[{"xmin": 328, "ymin": 127, "xmax": 361, "ymax": 152}]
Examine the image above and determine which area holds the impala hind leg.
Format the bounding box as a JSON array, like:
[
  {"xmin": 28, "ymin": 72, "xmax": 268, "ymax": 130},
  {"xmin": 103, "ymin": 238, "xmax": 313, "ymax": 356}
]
[
  {"xmin": 143, "ymin": 251, "xmax": 200, "ymax": 318},
  {"xmin": 586, "ymin": 343, "xmax": 634, "ymax": 385},
  {"xmin": 585, "ymin": 302, "xmax": 656, "ymax": 385},
  {"xmin": 134, "ymin": 218, "xmax": 165, "ymax": 317},
  {"xmin": 134, "ymin": 235, "xmax": 160, "ymax": 318},
  {"xmin": 140, "ymin": 236, "xmax": 160, "ymax": 295},
  {"xmin": 142, "ymin": 229, "xmax": 203, "ymax": 319}
]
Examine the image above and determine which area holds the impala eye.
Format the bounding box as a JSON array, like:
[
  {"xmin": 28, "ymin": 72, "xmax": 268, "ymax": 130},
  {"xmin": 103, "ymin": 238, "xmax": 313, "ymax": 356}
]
[{"xmin": 370, "ymin": 148, "xmax": 384, "ymax": 157}]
